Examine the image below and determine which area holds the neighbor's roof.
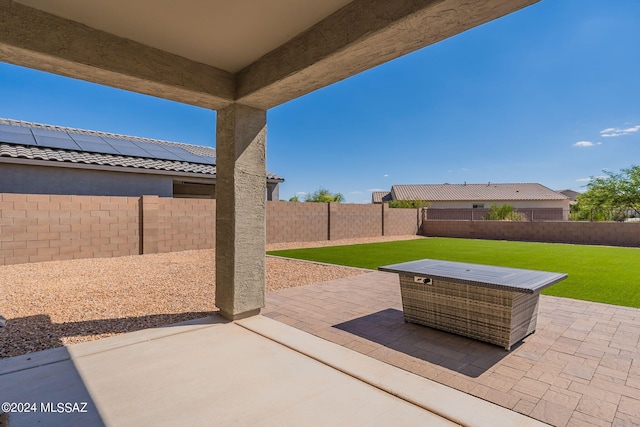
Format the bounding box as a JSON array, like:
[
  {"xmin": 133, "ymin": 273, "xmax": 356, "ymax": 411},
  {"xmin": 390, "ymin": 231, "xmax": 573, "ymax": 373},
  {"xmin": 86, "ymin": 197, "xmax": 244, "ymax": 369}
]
[
  {"xmin": 0, "ymin": 118, "xmax": 284, "ymax": 181},
  {"xmin": 371, "ymin": 191, "xmax": 392, "ymax": 203},
  {"xmin": 391, "ymin": 183, "xmax": 569, "ymax": 201},
  {"xmin": 557, "ymin": 189, "xmax": 581, "ymax": 202}
]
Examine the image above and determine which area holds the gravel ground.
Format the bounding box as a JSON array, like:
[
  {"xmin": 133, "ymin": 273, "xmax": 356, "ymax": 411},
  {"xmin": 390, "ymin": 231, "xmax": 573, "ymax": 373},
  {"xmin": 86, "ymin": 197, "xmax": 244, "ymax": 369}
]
[{"xmin": 0, "ymin": 235, "xmax": 423, "ymax": 358}]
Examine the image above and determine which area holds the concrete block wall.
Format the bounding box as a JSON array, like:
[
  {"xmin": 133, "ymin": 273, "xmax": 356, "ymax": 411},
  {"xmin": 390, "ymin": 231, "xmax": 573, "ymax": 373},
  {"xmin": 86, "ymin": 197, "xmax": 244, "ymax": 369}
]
[
  {"xmin": 266, "ymin": 201, "xmax": 328, "ymax": 243},
  {"xmin": 157, "ymin": 198, "xmax": 216, "ymax": 252},
  {"xmin": 422, "ymin": 220, "xmax": 640, "ymax": 247},
  {"xmin": 383, "ymin": 205, "xmax": 420, "ymax": 236},
  {"xmin": 329, "ymin": 203, "xmax": 382, "ymax": 240},
  {"xmin": 0, "ymin": 193, "xmax": 139, "ymax": 265},
  {"xmin": 0, "ymin": 195, "xmax": 424, "ymax": 266}
]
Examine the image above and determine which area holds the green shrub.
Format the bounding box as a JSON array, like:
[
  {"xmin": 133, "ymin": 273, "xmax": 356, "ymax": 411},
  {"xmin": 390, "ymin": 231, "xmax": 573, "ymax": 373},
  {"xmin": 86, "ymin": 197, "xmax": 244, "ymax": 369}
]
[
  {"xmin": 387, "ymin": 200, "xmax": 429, "ymax": 208},
  {"xmin": 483, "ymin": 204, "xmax": 527, "ymax": 221},
  {"xmin": 305, "ymin": 188, "xmax": 345, "ymax": 203}
]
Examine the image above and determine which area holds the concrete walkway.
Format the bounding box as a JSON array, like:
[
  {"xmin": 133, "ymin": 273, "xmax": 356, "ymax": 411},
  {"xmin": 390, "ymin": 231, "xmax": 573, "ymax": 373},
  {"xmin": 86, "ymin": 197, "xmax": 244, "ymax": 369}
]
[
  {"xmin": 263, "ymin": 270, "xmax": 640, "ymax": 427},
  {"xmin": 0, "ymin": 314, "xmax": 544, "ymax": 427}
]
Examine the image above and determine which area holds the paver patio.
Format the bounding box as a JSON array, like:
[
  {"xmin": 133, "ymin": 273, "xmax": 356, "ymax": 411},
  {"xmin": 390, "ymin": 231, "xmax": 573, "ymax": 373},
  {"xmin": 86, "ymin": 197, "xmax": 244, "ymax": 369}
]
[{"xmin": 263, "ymin": 268, "xmax": 640, "ymax": 427}]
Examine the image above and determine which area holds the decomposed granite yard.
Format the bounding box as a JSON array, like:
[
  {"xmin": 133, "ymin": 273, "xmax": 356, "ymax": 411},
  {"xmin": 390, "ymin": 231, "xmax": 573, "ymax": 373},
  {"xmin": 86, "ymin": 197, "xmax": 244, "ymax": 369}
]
[{"xmin": 0, "ymin": 236, "xmax": 421, "ymax": 358}]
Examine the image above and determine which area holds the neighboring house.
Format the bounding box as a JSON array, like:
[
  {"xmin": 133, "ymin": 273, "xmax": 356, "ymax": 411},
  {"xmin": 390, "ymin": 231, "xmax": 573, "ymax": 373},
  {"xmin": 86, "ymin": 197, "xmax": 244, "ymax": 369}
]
[
  {"xmin": 371, "ymin": 191, "xmax": 393, "ymax": 204},
  {"xmin": 373, "ymin": 183, "xmax": 570, "ymax": 219},
  {"xmin": 557, "ymin": 189, "xmax": 580, "ymax": 205},
  {"xmin": 0, "ymin": 118, "xmax": 284, "ymax": 199}
]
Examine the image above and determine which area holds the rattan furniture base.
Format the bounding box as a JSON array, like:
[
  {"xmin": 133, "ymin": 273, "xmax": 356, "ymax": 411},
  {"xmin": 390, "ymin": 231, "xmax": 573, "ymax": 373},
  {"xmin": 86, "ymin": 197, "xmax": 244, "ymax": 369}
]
[{"xmin": 380, "ymin": 260, "xmax": 567, "ymax": 350}]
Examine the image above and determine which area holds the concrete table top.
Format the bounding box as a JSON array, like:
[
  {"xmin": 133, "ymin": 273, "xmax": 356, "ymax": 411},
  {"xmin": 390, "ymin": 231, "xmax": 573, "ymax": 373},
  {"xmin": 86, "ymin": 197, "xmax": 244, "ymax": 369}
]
[{"xmin": 379, "ymin": 259, "xmax": 567, "ymax": 293}]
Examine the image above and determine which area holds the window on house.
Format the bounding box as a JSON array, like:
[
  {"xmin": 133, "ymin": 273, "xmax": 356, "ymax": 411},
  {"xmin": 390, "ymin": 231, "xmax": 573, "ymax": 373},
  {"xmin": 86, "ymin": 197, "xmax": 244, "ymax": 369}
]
[
  {"xmin": 472, "ymin": 204, "xmax": 485, "ymax": 209},
  {"xmin": 173, "ymin": 181, "xmax": 215, "ymax": 199}
]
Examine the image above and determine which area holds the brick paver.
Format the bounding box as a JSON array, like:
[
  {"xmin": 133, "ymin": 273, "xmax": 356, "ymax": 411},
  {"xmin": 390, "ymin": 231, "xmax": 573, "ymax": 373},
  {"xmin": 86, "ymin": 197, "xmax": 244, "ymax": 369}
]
[{"xmin": 264, "ymin": 271, "xmax": 640, "ymax": 427}]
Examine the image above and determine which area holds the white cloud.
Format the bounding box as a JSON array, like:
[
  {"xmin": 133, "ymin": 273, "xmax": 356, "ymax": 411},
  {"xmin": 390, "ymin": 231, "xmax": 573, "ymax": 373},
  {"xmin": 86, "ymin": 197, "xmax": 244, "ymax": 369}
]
[
  {"xmin": 349, "ymin": 191, "xmax": 363, "ymax": 195},
  {"xmin": 368, "ymin": 188, "xmax": 386, "ymax": 192},
  {"xmin": 573, "ymin": 141, "xmax": 601, "ymax": 147},
  {"xmin": 383, "ymin": 174, "xmax": 389, "ymax": 177},
  {"xmin": 295, "ymin": 191, "xmax": 307, "ymax": 195},
  {"xmin": 600, "ymin": 125, "xmax": 640, "ymax": 137}
]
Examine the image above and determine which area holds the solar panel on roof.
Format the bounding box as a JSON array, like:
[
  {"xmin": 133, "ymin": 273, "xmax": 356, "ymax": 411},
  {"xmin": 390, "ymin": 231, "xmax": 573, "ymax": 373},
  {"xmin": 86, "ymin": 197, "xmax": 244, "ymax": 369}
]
[
  {"xmin": 139, "ymin": 147, "xmax": 185, "ymax": 162},
  {"xmin": 161, "ymin": 144, "xmax": 188, "ymax": 153},
  {"xmin": 101, "ymin": 137, "xmax": 153, "ymax": 157},
  {"xmin": 32, "ymin": 135, "xmax": 82, "ymax": 150},
  {"xmin": 69, "ymin": 134, "xmax": 121, "ymax": 155},
  {"xmin": 0, "ymin": 122, "xmax": 217, "ymax": 165},
  {"xmin": 69, "ymin": 133, "xmax": 106, "ymax": 144},
  {"xmin": 163, "ymin": 144, "xmax": 214, "ymax": 156},
  {"xmin": 76, "ymin": 141, "xmax": 121, "ymax": 155},
  {"xmin": 199, "ymin": 156, "xmax": 216, "ymax": 165},
  {"xmin": 0, "ymin": 126, "xmax": 36, "ymax": 145},
  {"xmin": 31, "ymin": 128, "xmax": 71, "ymax": 138},
  {"xmin": 0, "ymin": 123, "xmax": 32, "ymax": 135},
  {"xmin": 173, "ymin": 152, "xmax": 208, "ymax": 163},
  {"xmin": 129, "ymin": 140, "xmax": 164, "ymax": 150},
  {"xmin": 127, "ymin": 140, "xmax": 184, "ymax": 161},
  {"xmin": 161, "ymin": 145, "xmax": 198, "ymax": 161}
]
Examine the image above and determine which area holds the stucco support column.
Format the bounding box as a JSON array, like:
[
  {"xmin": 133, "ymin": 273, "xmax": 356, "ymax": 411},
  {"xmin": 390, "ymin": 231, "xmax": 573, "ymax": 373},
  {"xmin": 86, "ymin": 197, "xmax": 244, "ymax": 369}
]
[{"xmin": 215, "ymin": 103, "xmax": 266, "ymax": 320}]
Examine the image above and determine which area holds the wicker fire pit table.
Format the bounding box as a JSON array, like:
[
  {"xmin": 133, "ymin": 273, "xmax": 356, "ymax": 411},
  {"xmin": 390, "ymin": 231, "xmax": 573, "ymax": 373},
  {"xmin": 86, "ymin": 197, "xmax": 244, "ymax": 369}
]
[{"xmin": 379, "ymin": 259, "xmax": 567, "ymax": 350}]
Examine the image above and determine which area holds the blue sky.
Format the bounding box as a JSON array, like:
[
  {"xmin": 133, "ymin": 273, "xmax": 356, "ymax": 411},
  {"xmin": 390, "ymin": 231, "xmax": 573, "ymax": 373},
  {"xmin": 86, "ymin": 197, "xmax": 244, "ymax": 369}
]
[{"xmin": 1, "ymin": 0, "xmax": 639, "ymax": 203}]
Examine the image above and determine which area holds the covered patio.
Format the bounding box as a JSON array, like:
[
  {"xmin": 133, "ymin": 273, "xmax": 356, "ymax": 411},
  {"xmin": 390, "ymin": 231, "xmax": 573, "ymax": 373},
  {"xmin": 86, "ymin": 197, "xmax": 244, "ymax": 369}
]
[
  {"xmin": 0, "ymin": 0, "xmax": 558, "ymax": 425},
  {"xmin": 1, "ymin": 0, "xmax": 539, "ymax": 319},
  {"xmin": 1, "ymin": 312, "xmax": 547, "ymax": 426}
]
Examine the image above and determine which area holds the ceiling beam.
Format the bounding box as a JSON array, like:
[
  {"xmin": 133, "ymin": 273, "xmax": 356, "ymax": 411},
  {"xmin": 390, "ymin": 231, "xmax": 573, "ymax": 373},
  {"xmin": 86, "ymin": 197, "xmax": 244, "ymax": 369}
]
[
  {"xmin": 236, "ymin": 0, "xmax": 539, "ymax": 110},
  {"xmin": 0, "ymin": 0, "xmax": 235, "ymax": 110}
]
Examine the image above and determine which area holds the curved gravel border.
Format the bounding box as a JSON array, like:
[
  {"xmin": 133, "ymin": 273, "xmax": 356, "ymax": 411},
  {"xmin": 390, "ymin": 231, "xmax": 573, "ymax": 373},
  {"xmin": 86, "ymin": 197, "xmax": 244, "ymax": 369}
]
[{"xmin": 1, "ymin": 235, "xmax": 423, "ymax": 358}]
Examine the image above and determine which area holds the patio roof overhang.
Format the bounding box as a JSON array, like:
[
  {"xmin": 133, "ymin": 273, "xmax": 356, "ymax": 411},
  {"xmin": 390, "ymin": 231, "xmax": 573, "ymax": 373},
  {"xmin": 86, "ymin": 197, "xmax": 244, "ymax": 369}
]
[
  {"xmin": 0, "ymin": 0, "xmax": 539, "ymax": 319},
  {"xmin": 1, "ymin": 0, "xmax": 537, "ymax": 110}
]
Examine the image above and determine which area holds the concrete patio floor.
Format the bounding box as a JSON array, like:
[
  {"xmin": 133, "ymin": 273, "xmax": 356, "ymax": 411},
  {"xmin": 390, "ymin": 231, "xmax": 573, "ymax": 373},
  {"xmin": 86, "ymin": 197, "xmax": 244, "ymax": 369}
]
[
  {"xmin": 263, "ymin": 269, "xmax": 640, "ymax": 427},
  {"xmin": 0, "ymin": 313, "xmax": 545, "ymax": 427}
]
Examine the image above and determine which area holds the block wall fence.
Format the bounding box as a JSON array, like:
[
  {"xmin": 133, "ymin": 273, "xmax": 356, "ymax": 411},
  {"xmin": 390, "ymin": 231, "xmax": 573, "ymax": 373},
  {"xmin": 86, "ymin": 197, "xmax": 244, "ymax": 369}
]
[
  {"xmin": 0, "ymin": 194, "xmax": 420, "ymax": 266},
  {"xmin": 421, "ymin": 220, "xmax": 640, "ymax": 247}
]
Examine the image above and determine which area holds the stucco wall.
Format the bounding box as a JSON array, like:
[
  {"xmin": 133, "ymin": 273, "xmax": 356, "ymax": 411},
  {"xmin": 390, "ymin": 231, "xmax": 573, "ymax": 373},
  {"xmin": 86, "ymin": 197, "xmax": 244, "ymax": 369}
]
[{"xmin": 0, "ymin": 162, "xmax": 173, "ymax": 197}]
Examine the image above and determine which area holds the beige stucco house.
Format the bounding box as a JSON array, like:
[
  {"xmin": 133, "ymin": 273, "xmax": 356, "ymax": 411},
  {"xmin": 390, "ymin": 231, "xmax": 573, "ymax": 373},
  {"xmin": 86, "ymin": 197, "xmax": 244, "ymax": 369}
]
[
  {"xmin": 374, "ymin": 183, "xmax": 570, "ymax": 219},
  {"xmin": 0, "ymin": 118, "xmax": 284, "ymax": 200}
]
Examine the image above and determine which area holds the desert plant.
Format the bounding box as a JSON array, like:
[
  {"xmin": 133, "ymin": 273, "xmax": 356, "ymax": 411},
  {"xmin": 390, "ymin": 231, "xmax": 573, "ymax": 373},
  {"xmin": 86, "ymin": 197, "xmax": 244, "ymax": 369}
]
[
  {"xmin": 387, "ymin": 200, "xmax": 430, "ymax": 208},
  {"xmin": 305, "ymin": 188, "xmax": 345, "ymax": 203},
  {"xmin": 579, "ymin": 165, "xmax": 640, "ymax": 218},
  {"xmin": 483, "ymin": 204, "xmax": 527, "ymax": 221}
]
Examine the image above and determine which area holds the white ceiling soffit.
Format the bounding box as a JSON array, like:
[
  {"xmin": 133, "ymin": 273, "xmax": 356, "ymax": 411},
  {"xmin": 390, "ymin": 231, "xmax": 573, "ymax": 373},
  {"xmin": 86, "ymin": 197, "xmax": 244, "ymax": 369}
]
[{"xmin": 14, "ymin": 0, "xmax": 352, "ymax": 73}]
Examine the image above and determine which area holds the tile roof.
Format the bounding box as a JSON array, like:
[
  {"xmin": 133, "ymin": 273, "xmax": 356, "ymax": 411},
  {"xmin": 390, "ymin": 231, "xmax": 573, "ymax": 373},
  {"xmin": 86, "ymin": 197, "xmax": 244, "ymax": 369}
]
[
  {"xmin": 557, "ymin": 189, "xmax": 581, "ymax": 202},
  {"xmin": 391, "ymin": 183, "xmax": 569, "ymax": 201},
  {"xmin": 371, "ymin": 191, "xmax": 392, "ymax": 203},
  {"xmin": 0, "ymin": 118, "xmax": 284, "ymax": 181}
]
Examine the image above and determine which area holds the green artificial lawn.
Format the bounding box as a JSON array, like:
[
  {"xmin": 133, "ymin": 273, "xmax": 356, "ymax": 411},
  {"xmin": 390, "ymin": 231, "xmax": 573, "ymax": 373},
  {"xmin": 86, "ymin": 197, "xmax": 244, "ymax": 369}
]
[{"xmin": 268, "ymin": 238, "xmax": 640, "ymax": 308}]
